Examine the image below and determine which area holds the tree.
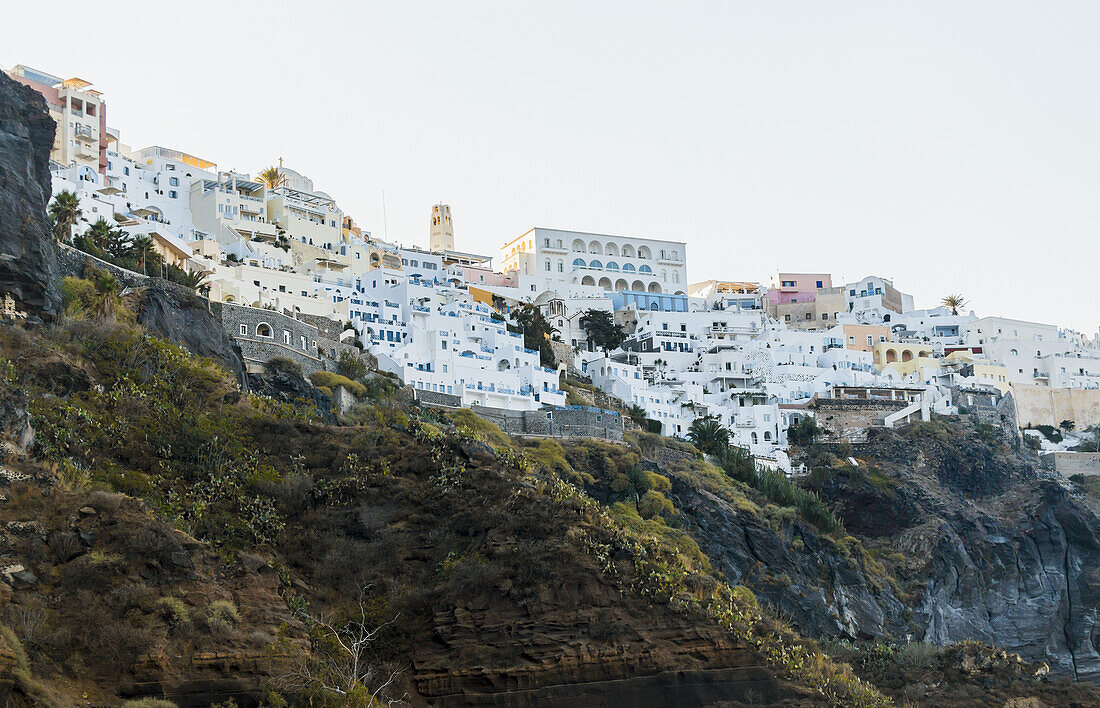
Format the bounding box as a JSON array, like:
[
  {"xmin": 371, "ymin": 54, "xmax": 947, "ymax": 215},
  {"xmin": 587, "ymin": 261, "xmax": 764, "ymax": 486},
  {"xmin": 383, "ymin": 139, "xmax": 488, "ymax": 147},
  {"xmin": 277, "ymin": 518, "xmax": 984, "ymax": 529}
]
[
  {"xmin": 687, "ymin": 416, "xmax": 730, "ymax": 457},
  {"xmin": 941, "ymin": 294, "xmax": 968, "ymax": 316},
  {"xmin": 258, "ymin": 166, "xmax": 288, "ymax": 191},
  {"xmin": 579, "ymin": 309, "xmax": 625, "ymax": 352},
  {"xmin": 48, "ymin": 190, "xmax": 83, "ymax": 242},
  {"xmin": 274, "ymin": 587, "xmax": 405, "ymax": 706},
  {"xmin": 508, "ymin": 303, "xmax": 558, "ymax": 367},
  {"xmin": 170, "ymin": 267, "xmax": 212, "ymax": 294},
  {"xmin": 83, "ymin": 219, "xmax": 117, "ymax": 256},
  {"xmin": 127, "ymin": 235, "xmax": 161, "ymax": 275},
  {"xmin": 1060, "ymin": 419, "xmax": 1076, "ymax": 433},
  {"xmin": 787, "ymin": 417, "xmax": 820, "ymax": 446},
  {"xmin": 337, "ymin": 351, "xmax": 368, "ymax": 381},
  {"xmin": 89, "ymin": 270, "xmax": 122, "ymax": 322}
]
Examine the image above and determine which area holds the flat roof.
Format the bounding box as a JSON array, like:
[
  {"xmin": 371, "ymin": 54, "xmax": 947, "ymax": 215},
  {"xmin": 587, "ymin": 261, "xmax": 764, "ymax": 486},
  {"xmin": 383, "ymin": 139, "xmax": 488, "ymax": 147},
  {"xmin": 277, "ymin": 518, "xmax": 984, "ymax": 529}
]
[{"xmin": 506, "ymin": 226, "xmax": 686, "ymax": 248}]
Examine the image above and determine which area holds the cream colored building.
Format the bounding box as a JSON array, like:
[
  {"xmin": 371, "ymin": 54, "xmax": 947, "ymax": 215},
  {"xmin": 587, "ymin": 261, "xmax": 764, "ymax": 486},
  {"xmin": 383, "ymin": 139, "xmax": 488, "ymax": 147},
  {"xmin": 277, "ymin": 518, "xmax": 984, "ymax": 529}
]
[{"xmin": 6, "ymin": 65, "xmax": 106, "ymax": 172}]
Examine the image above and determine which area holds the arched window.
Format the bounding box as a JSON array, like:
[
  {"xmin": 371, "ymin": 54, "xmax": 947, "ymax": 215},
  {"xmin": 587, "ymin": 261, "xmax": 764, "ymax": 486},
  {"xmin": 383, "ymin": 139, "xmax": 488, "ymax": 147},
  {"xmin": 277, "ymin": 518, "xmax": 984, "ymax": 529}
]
[
  {"xmin": 751, "ymin": 432, "xmax": 758, "ymax": 444},
  {"xmin": 615, "ymin": 279, "xmax": 628, "ymax": 291},
  {"xmin": 582, "ymin": 275, "xmax": 596, "ymax": 286},
  {"xmin": 763, "ymin": 431, "xmax": 772, "ymax": 441},
  {"xmin": 622, "ymin": 263, "xmax": 635, "ymax": 272},
  {"xmin": 621, "ymin": 244, "xmax": 635, "ymax": 258},
  {"xmin": 631, "ymin": 280, "xmax": 645, "ymax": 291},
  {"xmin": 588, "ymin": 240, "xmax": 601, "ymax": 254},
  {"xmin": 605, "ymin": 261, "xmax": 619, "ymax": 271},
  {"xmin": 605, "ymin": 243, "xmax": 619, "ymax": 256},
  {"xmin": 639, "ymin": 264, "xmax": 653, "ymax": 274},
  {"xmin": 638, "ymin": 246, "xmax": 652, "ymax": 259},
  {"xmin": 1010, "ymin": 348, "xmax": 1018, "ymax": 356},
  {"xmin": 598, "ymin": 277, "xmax": 612, "ymax": 291},
  {"xmin": 572, "ymin": 239, "xmax": 585, "ymax": 252},
  {"xmin": 557, "ymin": 260, "xmax": 564, "ymax": 272},
  {"xmin": 544, "ymin": 259, "xmax": 551, "ymax": 271},
  {"xmin": 648, "ymin": 282, "xmax": 662, "ymax": 293},
  {"xmin": 256, "ymin": 323, "xmax": 273, "ymax": 338},
  {"xmin": 673, "ymin": 272, "xmax": 679, "ymax": 283},
  {"xmin": 589, "ymin": 260, "xmax": 603, "ymax": 269},
  {"xmin": 573, "ymin": 258, "xmax": 586, "ymax": 267}
]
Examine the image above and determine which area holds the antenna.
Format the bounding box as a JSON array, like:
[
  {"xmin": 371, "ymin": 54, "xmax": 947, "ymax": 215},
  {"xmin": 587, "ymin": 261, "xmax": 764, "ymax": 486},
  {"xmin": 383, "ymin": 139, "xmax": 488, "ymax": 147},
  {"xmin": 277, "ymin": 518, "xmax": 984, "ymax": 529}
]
[{"xmin": 381, "ymin": 188, "xmax": 389, "ymax": 240}]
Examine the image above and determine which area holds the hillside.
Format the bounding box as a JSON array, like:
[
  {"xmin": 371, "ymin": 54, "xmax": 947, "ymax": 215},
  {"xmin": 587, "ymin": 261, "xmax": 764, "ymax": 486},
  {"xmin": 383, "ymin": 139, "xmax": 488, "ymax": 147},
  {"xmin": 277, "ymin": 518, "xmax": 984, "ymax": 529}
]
[{"xmin": 4, "ymin": 68, "xmax": 1100, "ymax": 708}]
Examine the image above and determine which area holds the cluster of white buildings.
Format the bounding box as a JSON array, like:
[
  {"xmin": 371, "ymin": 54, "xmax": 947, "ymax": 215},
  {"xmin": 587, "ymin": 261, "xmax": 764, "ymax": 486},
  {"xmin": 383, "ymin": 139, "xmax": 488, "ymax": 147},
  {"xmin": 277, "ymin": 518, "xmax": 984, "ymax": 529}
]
[{"xmin": 11, "ymin": 62, "xmax": 1100, "ymax": 464}]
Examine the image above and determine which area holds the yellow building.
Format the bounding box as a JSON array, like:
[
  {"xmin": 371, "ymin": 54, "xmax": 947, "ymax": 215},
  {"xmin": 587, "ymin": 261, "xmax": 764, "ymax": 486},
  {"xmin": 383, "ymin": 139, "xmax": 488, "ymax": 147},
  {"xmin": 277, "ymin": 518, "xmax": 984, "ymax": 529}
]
[{"xmin": 873, "ymin": 342, "xmax": 934, "ymax": 369}]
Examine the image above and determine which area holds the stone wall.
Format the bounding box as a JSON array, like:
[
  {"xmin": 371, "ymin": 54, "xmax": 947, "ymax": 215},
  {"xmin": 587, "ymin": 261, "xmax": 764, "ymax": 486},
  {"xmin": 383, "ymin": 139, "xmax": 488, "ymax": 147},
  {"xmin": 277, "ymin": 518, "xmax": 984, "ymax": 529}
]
[
  {"xmin": 952, "ymin": 387, "xmax": 1021, "ymax": 447},
  {"xmin": 211, "ymin": 301, "xmax": 326, "ymax": 376},
  {"xmin": 813, "ymin": 399, "xmax": 906, "ymax": 443},
  {"xmin": 1039, "ymin": 452, "xmax": 1100, "ymax": 478},
  {"xmin": 415, "ymin": 389, "xmax": 462, "ymax": 408},
  {"xmin": 472, "ymin": 405, "xmax": 624, "ymax": 441},
  {"xmin": 1013, "ymin": 384, "xmax": 1100, "ymax": 429},
  {"xmin": 57, "ymin": 244, "xmax": 150, "ymax": 289}
]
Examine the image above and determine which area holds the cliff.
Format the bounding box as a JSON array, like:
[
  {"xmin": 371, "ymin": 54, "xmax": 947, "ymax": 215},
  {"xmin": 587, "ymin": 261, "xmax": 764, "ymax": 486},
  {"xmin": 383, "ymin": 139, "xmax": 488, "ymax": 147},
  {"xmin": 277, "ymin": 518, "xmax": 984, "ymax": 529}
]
[{"xmin": 0, "ymin": 71, "xmax": 59, "ymax": 317}]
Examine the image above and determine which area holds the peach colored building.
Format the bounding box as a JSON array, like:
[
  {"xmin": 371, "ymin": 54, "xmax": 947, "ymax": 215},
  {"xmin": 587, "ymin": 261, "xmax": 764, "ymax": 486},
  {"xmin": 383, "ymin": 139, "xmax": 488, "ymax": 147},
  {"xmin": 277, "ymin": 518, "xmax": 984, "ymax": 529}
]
[{"xmin": 843, "ymin": 323, "xmax": 890, "ymax": 353}]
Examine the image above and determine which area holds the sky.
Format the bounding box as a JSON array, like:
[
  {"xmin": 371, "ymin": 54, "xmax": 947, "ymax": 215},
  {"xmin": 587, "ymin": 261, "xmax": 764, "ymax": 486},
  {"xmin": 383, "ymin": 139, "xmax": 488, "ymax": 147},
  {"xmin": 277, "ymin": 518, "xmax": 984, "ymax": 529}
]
[{"xmin": 5, "ymin": 1, "xmax": 1099, "ymax": 332}]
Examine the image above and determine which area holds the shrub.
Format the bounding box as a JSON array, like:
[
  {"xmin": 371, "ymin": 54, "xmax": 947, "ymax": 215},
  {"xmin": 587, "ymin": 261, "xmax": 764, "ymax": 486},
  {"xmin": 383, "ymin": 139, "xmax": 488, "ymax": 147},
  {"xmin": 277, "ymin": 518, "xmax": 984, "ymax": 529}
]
[
  {"xmin": 265, "ymin": 357, "xmax": 302, "ymax": 378},
  {"xmin": 637, "ymin": 490, "xmax": 675, "ymax": 520},
  {"xmin": 336, "ymin": 351, "xmax": 368, "ymax": 380},
  {"xmin": 121, "ymin": 701, "xmax": 178, "ymax": 708},
  {"xmin": 205, "ymin": 600, "xmax": 240, "ymax": 636},
  {"xmin": 157, "ymin": 596, "xmax": 190, "ymax": 628},
  {"xmin": 309, "ymin": 371, "xmax": 367, "ymax": 397}
]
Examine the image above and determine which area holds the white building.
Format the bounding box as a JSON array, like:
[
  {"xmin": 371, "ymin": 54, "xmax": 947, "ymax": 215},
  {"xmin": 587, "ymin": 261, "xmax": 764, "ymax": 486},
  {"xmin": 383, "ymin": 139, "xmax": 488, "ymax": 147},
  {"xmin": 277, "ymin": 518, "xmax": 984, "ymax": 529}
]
[{"xmin": 499, "ymin": 227, "xmax": 688, "ymax": 297}]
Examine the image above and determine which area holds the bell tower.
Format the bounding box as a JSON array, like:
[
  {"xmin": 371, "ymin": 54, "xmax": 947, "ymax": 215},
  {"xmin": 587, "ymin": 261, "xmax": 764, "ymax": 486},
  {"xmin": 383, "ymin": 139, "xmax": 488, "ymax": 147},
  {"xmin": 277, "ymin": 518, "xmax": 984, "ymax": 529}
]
[{"xmin": 430, "ymin": 203, "xmax": 454, "ymax": 253}]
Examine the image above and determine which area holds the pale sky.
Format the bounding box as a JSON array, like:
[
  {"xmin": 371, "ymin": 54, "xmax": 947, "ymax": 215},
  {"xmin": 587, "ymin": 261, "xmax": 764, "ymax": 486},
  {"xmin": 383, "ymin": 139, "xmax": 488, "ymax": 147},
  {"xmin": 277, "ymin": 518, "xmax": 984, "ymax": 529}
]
[{"xmin": 5, "ymin": 1, "xmax": 1098, "ymax": 332}]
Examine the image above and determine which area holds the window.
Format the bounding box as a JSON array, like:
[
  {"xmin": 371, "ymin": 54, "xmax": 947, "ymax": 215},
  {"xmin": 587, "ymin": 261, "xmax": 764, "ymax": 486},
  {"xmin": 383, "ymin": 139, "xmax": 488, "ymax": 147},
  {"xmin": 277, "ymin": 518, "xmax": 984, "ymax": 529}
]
[
  {"xmin": 545, "ymin": 260, "xmax": 551, "ymax": 271},
  {"xmin": 239, "ymin": 324, "xmax": 248, "ymax": 335},
  {"xmin": 781, "ymin": 280, "xmax": 795, "ymax": 287},
  {"xmin": 784, "ymin": 314, "xmax": 791, "ymax": 321},
  {"xmin": 816, "ymin": 280, "xmax": 823, "ymax": 288},
  {"xmin": 169, "ymin": 190, "xmax": 178, "ymax": 199},
  {"xmin": 849, "ymin": 289, "xmax": 856, "ymax": 296},
  {"xmin": 169, "ymin": 177, "xmax": 179, "ymax": 186}
]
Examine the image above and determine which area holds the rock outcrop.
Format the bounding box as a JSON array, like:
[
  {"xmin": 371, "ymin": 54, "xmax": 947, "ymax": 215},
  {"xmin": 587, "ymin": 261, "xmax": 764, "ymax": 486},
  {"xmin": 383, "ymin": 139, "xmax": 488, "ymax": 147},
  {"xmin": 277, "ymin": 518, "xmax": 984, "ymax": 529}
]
[
  {"xmin": 133, "ymin": 280, "xmax": 246, "ymax": 384},
  {"xmin": 0, "ymin": 71, "xmax": 59, "ymax": 317}
]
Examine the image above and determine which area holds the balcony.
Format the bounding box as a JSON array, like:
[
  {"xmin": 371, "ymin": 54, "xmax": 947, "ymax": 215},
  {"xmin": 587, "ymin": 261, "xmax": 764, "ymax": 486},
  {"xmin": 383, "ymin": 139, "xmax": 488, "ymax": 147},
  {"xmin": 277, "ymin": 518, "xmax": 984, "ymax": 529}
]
[{"xmin": 74, "ymin": 125, "xmax": 96, "ymax": 143}]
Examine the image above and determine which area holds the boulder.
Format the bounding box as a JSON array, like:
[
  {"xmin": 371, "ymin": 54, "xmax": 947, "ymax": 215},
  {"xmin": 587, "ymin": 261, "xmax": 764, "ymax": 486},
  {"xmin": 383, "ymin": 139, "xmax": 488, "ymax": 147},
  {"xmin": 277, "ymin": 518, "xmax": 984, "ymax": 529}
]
[{"xmin": 135, "ymin": 280, "xmax": 246, "ymax": 384}]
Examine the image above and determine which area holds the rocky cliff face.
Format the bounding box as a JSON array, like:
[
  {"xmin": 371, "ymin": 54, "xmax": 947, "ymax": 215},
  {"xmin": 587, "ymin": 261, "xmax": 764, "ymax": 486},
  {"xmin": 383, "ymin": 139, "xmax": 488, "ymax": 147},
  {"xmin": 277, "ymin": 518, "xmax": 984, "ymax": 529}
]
[
  {"xmin": 658, "ymin": 421, "xmax": 1100, "ymax": 683},
  {"xmin": 0, "ymin": 72, "xmax": 59, "ymax": 317},
  {"xmin": 132, "ymin": 281, "xmax": 246, "ymax": 384}
]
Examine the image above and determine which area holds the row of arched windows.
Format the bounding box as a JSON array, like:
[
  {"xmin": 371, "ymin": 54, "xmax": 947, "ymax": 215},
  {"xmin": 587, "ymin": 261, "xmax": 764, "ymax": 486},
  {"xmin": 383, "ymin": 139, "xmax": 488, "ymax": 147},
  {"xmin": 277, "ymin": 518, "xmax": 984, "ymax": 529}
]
[
  {"xmin": 570, "ymin": 258, "xmax": 652, "ymax": 274},
  {"xmin": 570, "ymin": 239, "xmax": 666, "ymax": 260}
]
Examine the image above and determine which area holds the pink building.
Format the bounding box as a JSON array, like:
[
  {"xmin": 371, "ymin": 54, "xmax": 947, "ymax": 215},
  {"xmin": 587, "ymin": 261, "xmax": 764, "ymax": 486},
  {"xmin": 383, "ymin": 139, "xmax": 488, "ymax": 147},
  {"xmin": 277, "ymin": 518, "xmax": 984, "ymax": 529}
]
[
  {"xmin": 449, "ymin": 264, "xmax": 516, "ymax": 288},
  {"xmin": 767, "ymin": 272, "xmax": 832, "ymax": 305}
]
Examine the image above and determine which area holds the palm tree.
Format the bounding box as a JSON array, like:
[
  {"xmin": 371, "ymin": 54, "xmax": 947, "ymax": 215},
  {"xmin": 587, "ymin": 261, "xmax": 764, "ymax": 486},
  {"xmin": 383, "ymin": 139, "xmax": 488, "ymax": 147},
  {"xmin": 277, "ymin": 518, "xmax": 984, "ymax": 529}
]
[
  {"xmin": 687, "ymin": 417, "xmax": 730, "ymax": 457},
  {"xmin": 89, "ymin": 272, "xmax": 122, "ymax": 322},
  {"xmin": 941, "ymin": 294, "xmax": 967, "ymax": 316},
  {"xmin": 128, "ymin": 235, "xmax": 157, "ymax": 275},
  {"xmin": 48, "ymin": 190, "xmax": 82, "ymax": 241},
  {"xmin": 258, "ymin": 165, "xmax": 287, "ymax": 191},
  {"xmin": 175, "ymin": 268, "xmax": 211, "ymax": 293},
  {"xmin": 85, "ymin": 218, "xmax": 115, "ymax": 253}
]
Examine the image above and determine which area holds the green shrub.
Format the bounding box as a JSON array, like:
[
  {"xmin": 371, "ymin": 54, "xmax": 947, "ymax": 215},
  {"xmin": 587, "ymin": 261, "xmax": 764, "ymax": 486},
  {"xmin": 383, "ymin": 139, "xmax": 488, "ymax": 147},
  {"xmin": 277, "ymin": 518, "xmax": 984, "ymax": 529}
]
[
  {"xmin": 309, "ymin": 371, "xmax": 367, "ymax": 397},
  {"xmin": 336, "ymin": 351, "xmax": 368, "ymax": 380},
  {"xmin": 205, "ymin": 599, "xmax": 240, "ymax": 635},
  {"xmin": 157, "ymin": 596, "xmax": 189, "ymax": 628},
  {"xmin": 637, "ymin": 490, "xmax": 675, "ymax": 520}
]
